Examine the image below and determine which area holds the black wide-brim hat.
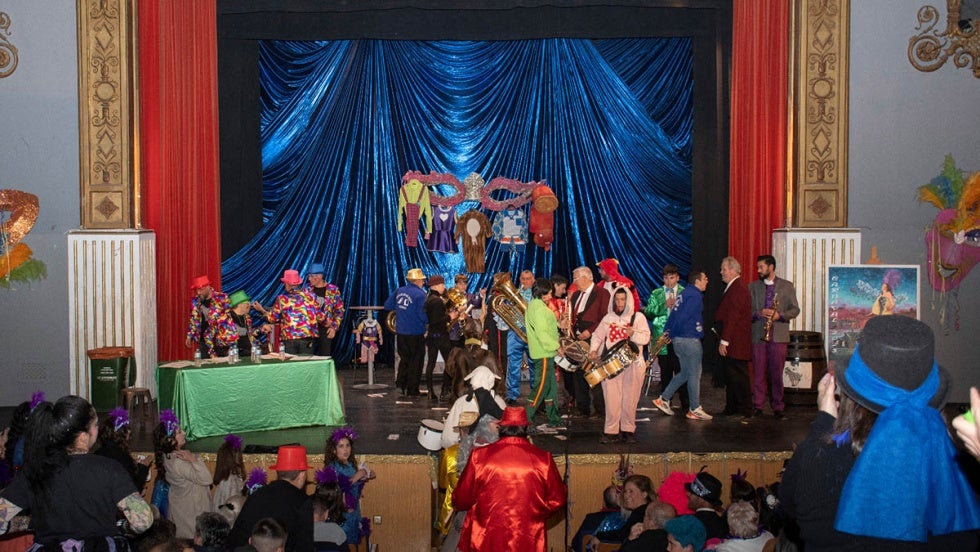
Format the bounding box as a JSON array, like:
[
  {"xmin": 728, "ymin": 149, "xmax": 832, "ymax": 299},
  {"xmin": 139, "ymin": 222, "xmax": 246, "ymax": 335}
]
[{"xmin": 837, "ymin": 315, "xmax": 950, "ymax": 413}]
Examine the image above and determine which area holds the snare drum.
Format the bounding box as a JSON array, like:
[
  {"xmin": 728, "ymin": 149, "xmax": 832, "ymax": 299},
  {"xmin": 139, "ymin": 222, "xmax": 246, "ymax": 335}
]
[
  {"xmin": 417, "ymin": 419, "xmax": 444, "ymax": 451},
  {"xmin": 582, "ymin": 359, "xmax": 607, "ymax": 387},
  {"xmin": 554, "ymin": 355, "xmax": 577, "ymax": 372}
]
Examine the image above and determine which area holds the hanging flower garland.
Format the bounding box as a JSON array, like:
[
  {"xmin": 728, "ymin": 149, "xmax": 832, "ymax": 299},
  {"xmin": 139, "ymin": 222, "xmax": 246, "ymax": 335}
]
[
  {"xmin": 481, "ymin": 176, "xmax": 540, "ymax": 211},
  {"xmin": 402, "ymin": 170, "xmax": 466, "ymax": 207}
]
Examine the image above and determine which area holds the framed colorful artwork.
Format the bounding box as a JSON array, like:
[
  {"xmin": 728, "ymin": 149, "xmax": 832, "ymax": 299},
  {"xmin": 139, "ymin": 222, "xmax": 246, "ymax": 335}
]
[{"xmin": 826, "ymin": 265, "xmax": 920, "ymax": 374}]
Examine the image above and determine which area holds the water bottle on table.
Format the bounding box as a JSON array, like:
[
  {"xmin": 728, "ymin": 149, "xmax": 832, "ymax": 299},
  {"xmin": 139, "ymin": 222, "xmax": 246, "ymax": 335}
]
[
  {"xmin": 229, "ymin": 344, "xmax": 238, "ymax": 364},
  {"xmin": 193, "ymin": 349, "xmax": 202, "ymax": 367},
  {"xmin": 278, "ymin": 342, "xmax": 286, "ymax": 361}
]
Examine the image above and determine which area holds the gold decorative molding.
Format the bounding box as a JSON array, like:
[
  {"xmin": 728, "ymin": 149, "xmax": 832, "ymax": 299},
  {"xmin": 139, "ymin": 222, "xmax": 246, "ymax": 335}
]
[
  {"xmin": 909, "ymin": 1, "xmax": 980, "ymax": 77},
  {"xmin": 76, "ymin": 0, "xmax": 139, "ymax": 229},
  {"xmin": 0, "ymin": 11, "xmax": 18, "ymax": 78},
  {"xmin": 789, "ymin": 0, "xmax": 850, "ymax": 228}
]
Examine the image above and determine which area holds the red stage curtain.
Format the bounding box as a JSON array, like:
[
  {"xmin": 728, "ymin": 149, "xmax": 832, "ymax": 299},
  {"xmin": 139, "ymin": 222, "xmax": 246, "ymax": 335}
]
[
  {"xmin": 729, "ymin": 0, "xmax": 789, "ymax": 270},
  {"xmin": 139, "ymin": 0, "xmax": 221, "ymax": 362}
]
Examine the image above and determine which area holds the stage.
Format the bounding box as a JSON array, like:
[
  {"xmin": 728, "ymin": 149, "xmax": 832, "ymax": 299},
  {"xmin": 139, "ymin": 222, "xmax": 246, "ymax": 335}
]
[{"xmin": 144, "ymin": 360, "xmax": 815, "ymax": 456}]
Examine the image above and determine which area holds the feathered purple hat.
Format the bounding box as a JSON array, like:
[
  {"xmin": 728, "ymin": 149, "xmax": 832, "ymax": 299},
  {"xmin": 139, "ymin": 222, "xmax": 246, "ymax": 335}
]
[
  {"xmin": 224, "ymin": 434, "xmax": 242, "ymax": 450},
  {"xmin": 108, "ymin": 407, "xmax": 130, "ymax": 432},
  {"xmin": 246, "ymin": 467, "xmax": 267, "ymax": 494},
  {"xmin": 159, "ymin": 409, "xmax": 180, "ymax": 436},
  {"xmin": 331, "ymin": 426, "xmax": 358, "ymax": 443}
]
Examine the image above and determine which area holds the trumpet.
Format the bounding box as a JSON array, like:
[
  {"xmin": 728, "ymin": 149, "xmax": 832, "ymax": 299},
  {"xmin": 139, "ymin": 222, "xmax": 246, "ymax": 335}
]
[{"xmin": 762, "ymin": 297, "xmax": 779, "ymax": 342}]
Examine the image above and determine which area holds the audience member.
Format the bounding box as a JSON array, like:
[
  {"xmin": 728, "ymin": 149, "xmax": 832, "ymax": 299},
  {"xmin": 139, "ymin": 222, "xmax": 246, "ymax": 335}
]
[
  {"xmin": 571, "ymin": 485, "xmax": 625, "ymax": 552},
  {"xmin": 2, "ymin": 400, "xmax": 30, "ymax": 472},
  {"xmin": 953, "ymin": 386, "xmax": 980, "ymax": 461},
  {"xmin": 322, "ymin": 426, "xmax": 374, "ymax": 545},
  {"xmin": 590, "ymin": 474, "xmax": 656, "ymax": 545},
  {"xmin": 452, "ymin": 406, "xmax": 566, "ymax": 551},
  {"xmin": 238, "ymin": 517, "xmax": 287, "ymax": 552},
  {"xmin": 717, "ymin": 501, "xmax": 773, "ymax": 552},
  {"xmin": 780, "ymin": 316, "xmax": 980, "ymax": 551},
  {"xmin": 94, "ymin": 406, "xmax": 151, "ymax": 495},
  {"xmin": 0, "ymin": 395, "xmax": 153, "ymax": 545},
  {"xmin": 665, "ymin": 515, "xmax": 707, "ymax": 552},
  {"xmin": 154, "ymin": 410, "xmax": 213, "ymax": 540},
  {"xmin": 212, "ymin": 434, "xmax": 246, "ymax": 512},
  {"xmin": 227, "ymin": 446, "xmax": 313, "ymax": 552},
  {"xmin": 685, "ymin": 470, "xmax": 728, "ymax": 542},
  {"xmin": 313, "ymin": 482, "xmax": 348, "ymax": 551},
  {"xmin": 728, "ymin": 471, "xmax": 759, "ymax": 512},
  {"xmin": 132, "ymin": 518, "xmax": 179, "ymax": 552},
  {"xmin": 619, "ymin": 500, "xmax": 676, "ymax": 552},
  {"xmin": 192, "ymin": 511, "xmax": 230, "ymax": 552}
]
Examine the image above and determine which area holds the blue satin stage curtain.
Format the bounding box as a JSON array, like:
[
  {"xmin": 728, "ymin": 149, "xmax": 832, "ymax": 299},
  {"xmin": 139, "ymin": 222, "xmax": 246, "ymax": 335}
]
[{"xmin": 222, "ymin": 38, "xmax": 692, "ymax": 363}]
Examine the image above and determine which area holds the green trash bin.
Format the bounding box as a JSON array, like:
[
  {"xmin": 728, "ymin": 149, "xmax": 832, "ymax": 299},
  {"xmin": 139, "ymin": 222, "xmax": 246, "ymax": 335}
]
[{"xmin": 87, "ymin": 346, "xmax": 136, "ymax": 411}]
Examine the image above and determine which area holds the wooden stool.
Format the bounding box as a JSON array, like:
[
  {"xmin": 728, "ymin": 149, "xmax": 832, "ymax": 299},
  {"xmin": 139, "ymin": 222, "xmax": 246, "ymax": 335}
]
[{"xmin": 121, "ymin": 387, "xmax": 154, "ymax": 432}]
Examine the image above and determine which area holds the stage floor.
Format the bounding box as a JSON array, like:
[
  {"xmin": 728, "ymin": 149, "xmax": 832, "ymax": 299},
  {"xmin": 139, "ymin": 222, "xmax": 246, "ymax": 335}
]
[
  {"xmin": 162, "ymin": 362, "xmax": 817, "ymax": 456},
  {"xmin": 0, "ymin": 363, "xmax": 821, "ymax": 456}
]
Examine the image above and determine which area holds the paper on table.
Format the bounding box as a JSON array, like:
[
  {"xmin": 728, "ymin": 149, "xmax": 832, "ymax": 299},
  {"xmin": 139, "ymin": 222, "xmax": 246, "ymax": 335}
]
[{"xmin": 160, "ymin": 361, "xmax": 193, "ymax": 368}]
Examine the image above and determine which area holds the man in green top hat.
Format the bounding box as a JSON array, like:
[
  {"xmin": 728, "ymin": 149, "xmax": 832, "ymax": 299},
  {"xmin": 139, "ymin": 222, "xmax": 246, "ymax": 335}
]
[{"xmin": 217, "ymin": 290, "xmax": 257, "ymax": 355}]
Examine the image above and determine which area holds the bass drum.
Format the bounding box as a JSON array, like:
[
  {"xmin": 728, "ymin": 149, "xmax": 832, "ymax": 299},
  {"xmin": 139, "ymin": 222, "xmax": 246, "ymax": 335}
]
[{"xmin": 417, "ymin": 419, "xmax": 444, "ymax": 452}]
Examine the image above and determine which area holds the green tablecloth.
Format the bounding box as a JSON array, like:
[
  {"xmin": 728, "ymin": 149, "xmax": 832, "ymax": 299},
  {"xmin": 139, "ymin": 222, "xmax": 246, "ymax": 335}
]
[{"xmin": 156, "ymin": 357, "xmax": 345, "ymax": 440}]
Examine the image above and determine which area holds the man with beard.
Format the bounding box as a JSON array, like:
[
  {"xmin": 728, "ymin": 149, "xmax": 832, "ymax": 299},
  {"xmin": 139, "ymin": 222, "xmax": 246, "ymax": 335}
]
[
  {"xmin": 589, "ymin": 287, "xmax": 651, "ymax": 444},
  {"xmin": 747, "ymin": 255, "xmax": 800, "ymax": 421},
  {"xmin": 305, "ymin": 262, "xmax": 344, "ymax": 357},
  {"xmin": 185, "ymin": 275, "xmax": 230, "ymax": 358},
  {"xmin": 254, "ymin": 269, "xmax": 325, "ymax": 355}
]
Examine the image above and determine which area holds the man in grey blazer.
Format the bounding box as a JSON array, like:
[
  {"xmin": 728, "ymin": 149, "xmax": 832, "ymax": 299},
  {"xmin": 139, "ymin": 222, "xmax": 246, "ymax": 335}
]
[{"xmin": 747, "ymin": 255, "xmax": 800, "ymax": 420}]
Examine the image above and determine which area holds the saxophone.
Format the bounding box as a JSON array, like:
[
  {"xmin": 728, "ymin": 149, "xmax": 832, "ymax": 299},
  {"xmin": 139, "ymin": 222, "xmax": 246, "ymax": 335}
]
[
  {"xmin": 489, "ymin": 273, "xmax": 528, "ymax": 342},
  {"xmin": 762, "ymin": 297, "xmax": 779, "ymax": 342}
]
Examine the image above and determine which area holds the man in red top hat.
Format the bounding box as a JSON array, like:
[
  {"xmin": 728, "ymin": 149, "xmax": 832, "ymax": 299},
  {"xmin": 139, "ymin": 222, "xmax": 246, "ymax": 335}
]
[
  {"xmin": 453, "ymin": 406, "xmax": 566, "ymax": 552},
  {"xmin": 185, "ymin": 274, "xmax": 231, "ymax": 358},
  {"xmin": 227, "ymin": 445, "xmax": 313, "ymax": 552}
]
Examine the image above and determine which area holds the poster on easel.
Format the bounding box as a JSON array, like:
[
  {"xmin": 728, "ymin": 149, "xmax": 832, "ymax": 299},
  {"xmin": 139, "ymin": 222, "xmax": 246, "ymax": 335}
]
[{"xmin": 826, "ymin": 265, "xmax": 920, "ymax": 374}]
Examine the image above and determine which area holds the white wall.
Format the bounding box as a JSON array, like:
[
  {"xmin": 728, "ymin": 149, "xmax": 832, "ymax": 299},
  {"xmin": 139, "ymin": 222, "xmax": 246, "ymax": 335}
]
[
  {"xmin": 0, "ymin": 1, "xmax": 78, "ymax": 404},
  {"xmin": 849, "ymin": 0, "xmax": 980, "ymax": 400}
]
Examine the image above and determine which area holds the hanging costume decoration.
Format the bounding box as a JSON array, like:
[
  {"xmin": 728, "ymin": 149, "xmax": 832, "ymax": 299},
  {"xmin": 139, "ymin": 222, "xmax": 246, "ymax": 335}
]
[
  {"xmin": 427, "ymin": 204, "xmax": 459, "ymax": 253},
  {"xmin": 917, "ymin": 155, "xmax": 980, "ymax": 333},
  {"xmin": 492, "ymin": 206, "xmax": 528, "ymax": 256},
  {"xmin": 402, "ymin": 170, "xmax": 466, "ymax": 207},
  {"xmin": 455, "ymin": 210, "xmax": 493, "ymax": 274},
  {"xmin": 354, "ymin": 313, "xmax": 382, "ymax": 364},
  {"xmin": 397, "ymin": 178, "xmax": 432, "ymax": 248},
  {"xmin": 528, "ymin": 184, "xmax": 559, "ymax": 251},
  {"xmin": 463, "ymin": 172, "xmax": 485, "ymax": 202}
]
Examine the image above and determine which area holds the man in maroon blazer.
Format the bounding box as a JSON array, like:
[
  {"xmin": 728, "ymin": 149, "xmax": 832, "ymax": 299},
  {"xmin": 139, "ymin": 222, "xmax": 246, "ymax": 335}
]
[
  {"xmin": 714, "ymin": 256, "xmax": 753, "ymax": 417},
  {"xmin": 569, "ymin": 265, "xmax": 611, "ymax": 417}
]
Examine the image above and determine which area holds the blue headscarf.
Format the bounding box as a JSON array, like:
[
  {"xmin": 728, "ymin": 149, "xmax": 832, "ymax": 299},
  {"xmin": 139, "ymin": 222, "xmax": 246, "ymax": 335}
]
[{"xmin": 835, "ymin": 344, "xmax": 980, "ymax": 541}]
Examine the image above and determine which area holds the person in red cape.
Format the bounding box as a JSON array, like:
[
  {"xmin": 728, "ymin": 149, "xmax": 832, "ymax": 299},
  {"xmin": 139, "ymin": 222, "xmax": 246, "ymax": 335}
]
[
  {"xmin": 597, "ymin": 258, "xmax": 643, "ymax": 313},
  {"xmin": 452, "ymin": 406, "xmax": 566, "ymax": 552}
]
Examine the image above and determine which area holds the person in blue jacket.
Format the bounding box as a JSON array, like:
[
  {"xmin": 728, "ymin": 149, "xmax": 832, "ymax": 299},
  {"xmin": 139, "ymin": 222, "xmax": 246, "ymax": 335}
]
[{"xmin": 652, "ymin": 269, "xmax": 713, "ymax": 420}]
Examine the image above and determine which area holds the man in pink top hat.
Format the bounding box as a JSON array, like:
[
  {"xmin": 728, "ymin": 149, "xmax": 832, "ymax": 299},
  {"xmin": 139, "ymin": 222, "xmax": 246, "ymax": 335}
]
[
  {"xmin": 185, "ymin": 274, "xmax": 230, "ymax": 358},
  {"xmin": 254, "ymin": 269, "xmax": 325, "ymax": 355}
]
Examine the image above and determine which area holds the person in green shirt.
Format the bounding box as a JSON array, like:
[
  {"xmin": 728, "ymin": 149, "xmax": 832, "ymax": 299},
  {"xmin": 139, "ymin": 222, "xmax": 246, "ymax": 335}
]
[{"xmin": 525, "ymin": 278, "xmax": 565, "ymax": 428}]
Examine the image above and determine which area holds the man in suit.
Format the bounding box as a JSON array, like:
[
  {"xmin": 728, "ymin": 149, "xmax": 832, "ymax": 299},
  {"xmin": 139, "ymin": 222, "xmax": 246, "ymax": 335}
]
[
  {"xmin": 569, "ymin": 265, "xmax": 611, "ymax": 417},
  {"xmin": 714, "ymin": 256, "xmax": 753, "ymax": 417},
  {"xmin": 748, "ymin": 255, "xmax": 801, "ymax": 420}
]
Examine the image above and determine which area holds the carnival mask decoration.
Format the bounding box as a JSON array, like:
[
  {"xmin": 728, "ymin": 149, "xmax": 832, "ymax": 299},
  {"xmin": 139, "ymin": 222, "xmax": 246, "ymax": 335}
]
[{"xmin": 918, "ymin": 155, "xmax": 980, "ymax": 292}]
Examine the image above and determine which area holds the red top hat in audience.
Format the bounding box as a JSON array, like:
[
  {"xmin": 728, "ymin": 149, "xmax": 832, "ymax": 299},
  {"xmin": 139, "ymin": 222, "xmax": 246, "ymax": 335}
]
[
  {"xmin": 270, "ymin": 445, "xmax": 308, "ymax": 471},
  {"xmin": 499, "ymin": 406, "xmax": 529, "ymax": 427}
]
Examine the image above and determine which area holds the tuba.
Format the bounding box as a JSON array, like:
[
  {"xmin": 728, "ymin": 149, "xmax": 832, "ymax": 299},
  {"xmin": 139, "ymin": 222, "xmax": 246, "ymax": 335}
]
[{"xmin": 489, "ymin": 274, "xmax": 528, "ymax": 342}]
